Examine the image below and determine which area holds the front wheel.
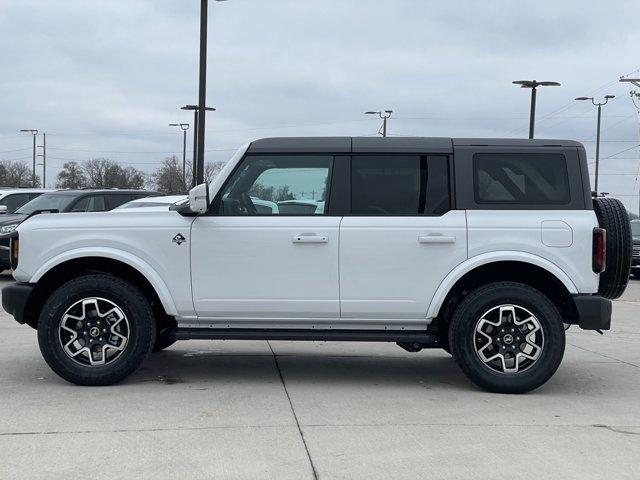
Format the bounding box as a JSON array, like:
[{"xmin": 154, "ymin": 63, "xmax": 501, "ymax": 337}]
[
  {"xmin": 449, "ymin": 282, "xmax": 565, "ymax": 394},
  {"xmin": 37, "ymin": 274, "xmax": 156, "ymax": 386}
]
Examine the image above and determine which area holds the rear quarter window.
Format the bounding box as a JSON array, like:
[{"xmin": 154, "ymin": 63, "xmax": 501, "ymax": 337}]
[{"xmin": 473, "ymin": 153, "xmax": 570, "ymax": 205}]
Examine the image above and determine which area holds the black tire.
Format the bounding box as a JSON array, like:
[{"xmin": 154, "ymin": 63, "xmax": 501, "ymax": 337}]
[
  {"xmin": 593, "ymin": 197, "xmax": 632, "ymax": 299},
  {"xmin": 449, "ymin": 282, "xmax": 565, "ymax": 394},
  {"xmin": 37, "ymin": 274, "xmax": 156, "ymax": 386}
]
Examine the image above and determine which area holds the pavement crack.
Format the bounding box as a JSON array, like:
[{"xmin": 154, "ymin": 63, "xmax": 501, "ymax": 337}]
[
  {"xmin": 267, "ymin": 341, "xmax": 319, "ymax": 480},
  {"xmin": 567, "ymin": 343, "xmax": 640, "ymax": 369},
  {"xmin": 593, "ymin": 424, "xmax": 640, "ymax": 436}
]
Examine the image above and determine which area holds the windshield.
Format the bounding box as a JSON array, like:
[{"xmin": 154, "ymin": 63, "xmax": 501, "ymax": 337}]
[
  {"xmin": 632, "ymin": 221, "xmax": 640, "ymax": 236},
  {"xmin": 15, "ymin": 193, "xmax": 77, "ymax": 215}
]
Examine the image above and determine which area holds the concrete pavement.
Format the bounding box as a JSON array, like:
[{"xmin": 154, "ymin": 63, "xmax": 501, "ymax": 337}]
[{"xmin": 0, "ymin": 274, "xmax": 639, "ymax": 479}]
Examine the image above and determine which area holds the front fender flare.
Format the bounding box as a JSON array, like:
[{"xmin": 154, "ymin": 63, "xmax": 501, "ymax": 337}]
[
  {"xmin": 426, "ymin": 251, "xmax": 579, "ymax": 320},
  {"xmin": 30, "ymin": 247, "xmax": 179, "ymax": 317}
]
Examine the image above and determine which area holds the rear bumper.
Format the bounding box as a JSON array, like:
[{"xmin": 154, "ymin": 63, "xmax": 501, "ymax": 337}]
[
  {"xmin": 573, "ymin": 294, "xmax": 612, "ymax": 330},
  {"xmin": 2, "ymin": 283, "xmax": 34, "ymax": 325}
]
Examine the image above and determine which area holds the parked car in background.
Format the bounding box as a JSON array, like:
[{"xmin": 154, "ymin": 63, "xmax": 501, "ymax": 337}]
[
  {"xmin": 0, "ymin": 189, "xmax": 158, "ymax": 271},
  {"xmin": 0, "ymin": 188, "xmax": 52, "ymax": 214},
  {"xmin": 632, "ymin": 220, "xmax": 640, "ymax": 279},
  {"xmin": 115, "ymin": 195, "xmax": 187, "ymax": 210}
]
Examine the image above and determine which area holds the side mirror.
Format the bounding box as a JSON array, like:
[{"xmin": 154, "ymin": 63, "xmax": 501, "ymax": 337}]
[
  {"xmin": 189, "ymin": 183, "xmax": 210, "ymax": 214},
  {"xmin": 0, "ymin": 206, "xmax": 6, "ymax": 213}
]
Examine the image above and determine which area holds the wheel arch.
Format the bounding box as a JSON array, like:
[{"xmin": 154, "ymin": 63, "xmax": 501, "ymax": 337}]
[
  {"xmin": 428, "ymin": 253, "xmax": 579, "ymax": 327},
  {"xmin": 24, "ymin": 250, "xmax": 178, "ymax": 329}
]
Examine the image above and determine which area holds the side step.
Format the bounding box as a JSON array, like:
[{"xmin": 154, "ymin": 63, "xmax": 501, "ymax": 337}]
[{"xmin": 170, "ymin": 328, "xmax": 441, "ymax": 345}]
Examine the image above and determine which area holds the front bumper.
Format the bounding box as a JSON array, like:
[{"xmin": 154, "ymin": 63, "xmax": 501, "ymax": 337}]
[
  {"xmin": 2, "ymin": 283, "xmax": 34, "ymax": 324},
  {"xmin": 573, "ymin": 294, "xmax": 612, "ymax": 330}
]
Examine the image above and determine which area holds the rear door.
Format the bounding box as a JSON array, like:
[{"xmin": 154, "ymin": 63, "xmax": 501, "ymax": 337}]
[{"xmin": 339, "ymin": 154, "xmax": 467, "ymax": 321}]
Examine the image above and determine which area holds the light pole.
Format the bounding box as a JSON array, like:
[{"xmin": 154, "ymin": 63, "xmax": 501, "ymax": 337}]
[
  {"xmin": 195, "ymin": 0, "xmax": 228, "ymax": 186},
  {"xmin": 512, "ymin": 80, "xmax": 561, "ymax": 139},
  {"xmin": 365, "ymin": 110, "xmax": 393, "ymax": 137},
  {"xmin": 19, "ymin": 129, "xmax": 38, "ymax": 187},
  {"xmin": 169, "ymin": 123, "xmax": 190, "ymax": 190},
  {"xmin": 575, "ymin": 95, "xmax": 615, "ymax": 196},
  {"xmin": 181, "ymin": 104, "xmax": 216, "ymax": 188}
]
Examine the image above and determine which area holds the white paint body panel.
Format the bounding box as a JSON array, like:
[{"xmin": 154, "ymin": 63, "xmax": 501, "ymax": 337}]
[
  {"xmin": 466, "ymin": 210, "xmax": 599, "ymax": 294},
  {"xmin": 339, "ymin": 211, "xmax": 468, "ymax": 319},
  {"xmin": 14, "ymin": 211, "xmax": 194, "ymax": 316},
  {"xmin": 190, "ymin": 216, "xmax": 341, "ymax": 319}
]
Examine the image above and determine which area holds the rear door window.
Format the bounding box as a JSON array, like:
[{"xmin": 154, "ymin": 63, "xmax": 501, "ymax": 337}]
[
  {"xmin": 70, "ymin": 195, "xmax": 107, "ymax": 212},
  {"xmin": 474, "ymin": 153, "xmax": 570, "ymax": 205},
  {"xmin": 351, "ymin": 155, "xmax": 450, "ymax": 215}
]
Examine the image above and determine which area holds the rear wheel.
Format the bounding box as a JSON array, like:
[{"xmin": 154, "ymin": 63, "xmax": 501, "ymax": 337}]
[
  {"xmin": 449, "ymin": 282, "xmax": 565, "ymax": 394},
  {"xmin": 37, "ymin": 274, "xmax": 156, "ymax": 386}
]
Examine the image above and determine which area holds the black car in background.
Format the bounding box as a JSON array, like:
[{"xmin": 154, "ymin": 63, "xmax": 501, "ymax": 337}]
[
  {"xmin": 0, "ymin": 189, "xmax": 158, "ymax": 271},
  {"xmin": 632, "ymin": 220, "xmax": 640, "ymax": 279}
]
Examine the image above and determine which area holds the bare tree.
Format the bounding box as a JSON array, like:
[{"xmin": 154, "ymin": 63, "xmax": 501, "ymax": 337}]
[
  {"xmin": 83, "ymin": 158, "xmax": 145, "ymax": 189},
  {"xmin": 0, "ymin": 160, "xmax": 39, "ymax": 187},
  {"xmin": 56, "ymin": 161, "xmax": 87, "ymax": 189},
  {"xmin": 152, "ymin": 156, "xmax": 186, "ymax": 194}
]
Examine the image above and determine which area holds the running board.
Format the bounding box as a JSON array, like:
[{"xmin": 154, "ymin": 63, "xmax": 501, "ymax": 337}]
[{"xmin": 170, "ymin": 328, "xmax": 441, "ymax": 345}]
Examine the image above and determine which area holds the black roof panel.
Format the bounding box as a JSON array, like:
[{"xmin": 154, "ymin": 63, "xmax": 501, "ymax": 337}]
[{"xmin": 247, "ymin": 137, "xmax": 583, "ymax": 153}]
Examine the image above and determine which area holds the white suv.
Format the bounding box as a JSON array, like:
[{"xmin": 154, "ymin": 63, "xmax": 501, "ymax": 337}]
[{"xmin": 1, "ymin": 137, "xmax": 631, "ymax": 393}]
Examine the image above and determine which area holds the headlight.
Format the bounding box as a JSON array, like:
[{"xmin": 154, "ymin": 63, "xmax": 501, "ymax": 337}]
[{"xmin": 0, "ymin": 224, "xmax": 17, "ymax": 234}]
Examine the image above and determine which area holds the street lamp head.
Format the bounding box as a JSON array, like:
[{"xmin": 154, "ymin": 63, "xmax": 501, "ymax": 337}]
[
  {"xmin": 575, "ymin": 97, "xmax": 592, "ymax": 101},
  {"xmin": 20, "ymin": 129, "xmax": 38, "ymax": 134},
  {"xmin": 513, "ymin": 80, "xmax": 560, "ymax": 89},
  {"xmin": 605, "ymin": 95, "xmax": 615, "ymax": 99},
  {"xmin": 538, "ymin": 81, "xmax": 561, "ymax": 87},
  {"xmin": 365, "ymin": 111, "xmax": 380, "ymax": 115},
  {"xmin": 181, "ymin": 105, "xmax": 216, "ymax": 112},
  {"xmin": 384, "ymin": 110, "xmax": 393, "ymax": 114}
]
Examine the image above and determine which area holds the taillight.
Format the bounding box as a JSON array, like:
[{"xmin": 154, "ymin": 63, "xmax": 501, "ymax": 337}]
[
  {"xmin": 10, "ymin": 235, "xmax": 19, "ymax": 270},
  {"xmin": 593, "ymin": 228, "xmax": 606, "ymax": 273}
]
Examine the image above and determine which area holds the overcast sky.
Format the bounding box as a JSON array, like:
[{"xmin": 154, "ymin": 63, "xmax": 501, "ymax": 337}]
[{"xmin": 1, "ymin": 0, "xmax": 639, "ymax": 209}]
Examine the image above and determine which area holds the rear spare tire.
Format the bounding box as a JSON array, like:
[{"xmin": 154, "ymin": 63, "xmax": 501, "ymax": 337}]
[{"xmin": 593, "ymin": 197, "xmax": 632, "ymax": 299}]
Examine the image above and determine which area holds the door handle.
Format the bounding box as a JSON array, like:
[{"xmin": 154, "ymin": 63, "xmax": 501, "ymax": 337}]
[
  {"xmin": 292, "ymin": 234, "xmax": 329, "ymax": 244},
  {"xmin": 418, "ymin": 234, "xmax": 456, "ymax": 244}
]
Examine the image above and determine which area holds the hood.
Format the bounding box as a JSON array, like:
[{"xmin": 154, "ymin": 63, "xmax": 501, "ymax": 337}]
[
  {"xmin": 0, "ymin": 213, "xmax": 27, "ymax": 226},
  {"xmin": 16, "ymin": 209, "xmax": 183, "ymax": 235}
]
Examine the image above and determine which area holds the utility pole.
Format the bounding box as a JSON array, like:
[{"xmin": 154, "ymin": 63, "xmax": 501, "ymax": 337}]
[
  {"xmin": 169, "ymin": 123, "xmax": 190, "ymax": 190},
  {"xmin": 365, "ymin": 110, "xmax": 393, "ymax": 137},
  {"xmin": 37, "ymin": 133, "xmax": 46, "ymax": 188},
  {"xmin": 19, "ymin": 129, "xmax": 38, "ymax": 187},
  {"xmin": 620, "ymin": 76, "xmax": 640, "ymax": 214},
  {"xmin": 512, "ymin": 80, "xmax": 561, "ymax": 139},
  {"xmin": 575, "ymin": 95, "xmax": 615, "ymax": 196}
]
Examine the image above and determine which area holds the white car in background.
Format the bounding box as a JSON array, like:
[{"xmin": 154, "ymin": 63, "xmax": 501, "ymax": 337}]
[
  {"xmin": 0, "ymin": 188, "xmax": 52, "ymax": 214},
  {"xmin": 114, "ymin": 195, "xmax": 188, "ymax": 211}
]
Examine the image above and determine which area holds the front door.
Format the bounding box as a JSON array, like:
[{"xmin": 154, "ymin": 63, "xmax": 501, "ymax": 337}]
[
  {"xmin": 339, "ymin": 154, "xmax": 467, "ymax": 321},
  {"xmin": 191, "ymin": 154, "xmax": 340, "ymax": 323}
]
